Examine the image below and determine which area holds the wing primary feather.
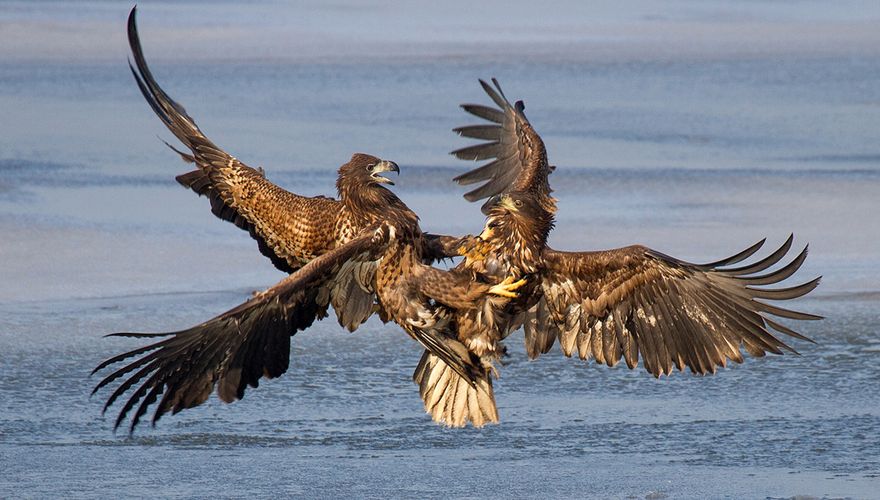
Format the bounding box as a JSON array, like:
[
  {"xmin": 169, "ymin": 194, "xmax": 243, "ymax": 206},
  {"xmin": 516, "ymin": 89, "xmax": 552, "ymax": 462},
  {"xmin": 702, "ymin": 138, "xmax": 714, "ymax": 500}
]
[
  {"xmin": 736, "ymin": 245, "xmax": 808, "ymax": 285},
  {"xmin": 92, "ymin": 340, "xmax": 166, "ymax": 376},
  {"xmin": 107, "ymin": 361, "xmax": 161, "ymax": 429},
  {"xmin": 715, "ymin": 289, "xmax": 799, "ymax": 354},
  {"xmin": 696, "ymin": 238, "xmax": 767, "ymax": 269},
  {"xmin": 451, "ymin": 142, "xmax": 505, "ymax": 161},
  {"xmin": 92, "ymin": 337, "xmax": 190, "ymax": 396},
  {"xmin": 100, "ymin": 333, "xmax": 198, "ymax": 414},
  {"xmin": 462, "ymin": 163, "xmax": 520, "ymax": 201},
  {"xmin": 479, "ymin": 78, "xmax": 509, "ymax": 109},
  {"xmin": 161, "ymin": 138, "xmax": 195, "ymax": 163},
  {"xmin": 697, "ymin": 285, "xmax": 780, "ymax": 354},
  {"xmin": 764, "ymin": 317, "xmax": 816, "ymax": 344},
  {"xmin": 130, "ymin": 383, "xmax": 165, "ymax": 434},
  {"xmin": 720, "ymin": 234, "xmax": 793, "ymax": 275},
  {"xmin": 128, "ymin": 8, "xmax": 197, "ymax": 140},
  {"xmin": 752, "ymin": 300, "xmax": 824, "ymax": 321},
  {"xmin": 697, "ymin": 289, "xmax": 787, "ymax": 355},
  {"xmin": 453, "ymin": 156, "xmax": 516, "ymax": 186},
  {"xmin": 129, "ymin": 63, "xmax": 173, "ymax": 131},
  {"xmin": 491, "ymin": 78, "xmax": 508, "ymax": 100},
  {"xmin": 107, "ymin": 331, "xmax": 179, "ymax": 338},
  {"xmin": 93, "ymin": 342, "xmax": 173, "ymax": 397},
  {"xmin": 746, "ymin": 277, "xmax": 822, "ymax": 300},
  {"xmin": 460, "ymin": 104, "xmax": 505, "ymax": 124},
  {"xmin": 453, "ymin": 125, "xmax": 501, "ymax": 141}
]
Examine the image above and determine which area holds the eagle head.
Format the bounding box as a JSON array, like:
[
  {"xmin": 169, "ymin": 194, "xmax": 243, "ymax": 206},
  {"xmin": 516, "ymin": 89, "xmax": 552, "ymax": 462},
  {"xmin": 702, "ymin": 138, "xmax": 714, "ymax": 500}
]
[
  {"xmin": 337, "ymin": 153, "xmax": 417, "ymax": 229},
  {"xmin": 483, "ymin": 192, "xmax": 546, "ymax": 221},
  {"xmin": 479, "ymin": 192, "xmax": 555, "ymax": 262},
  {"xmin": 338, "ymin": 153, "xmax": 400, "ymax": 187}
]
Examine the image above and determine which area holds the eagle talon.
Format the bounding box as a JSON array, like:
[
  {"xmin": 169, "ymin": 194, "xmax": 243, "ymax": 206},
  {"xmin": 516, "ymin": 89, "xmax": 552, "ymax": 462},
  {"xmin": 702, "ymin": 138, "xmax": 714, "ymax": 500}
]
[
  {"xmin": 457, "ymin": 235, "xmax": 491, "ymax": 260},
  {"xmin": 488, "ymin": 276, "xmax": 527, "ymax": 298}
]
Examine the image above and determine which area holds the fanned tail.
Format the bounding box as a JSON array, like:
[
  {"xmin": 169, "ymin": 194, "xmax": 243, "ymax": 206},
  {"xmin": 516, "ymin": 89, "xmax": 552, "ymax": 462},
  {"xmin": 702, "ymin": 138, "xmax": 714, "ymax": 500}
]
[{"xmin": 413, "ymin": 351, "xmax": 499, "ymax": 428}]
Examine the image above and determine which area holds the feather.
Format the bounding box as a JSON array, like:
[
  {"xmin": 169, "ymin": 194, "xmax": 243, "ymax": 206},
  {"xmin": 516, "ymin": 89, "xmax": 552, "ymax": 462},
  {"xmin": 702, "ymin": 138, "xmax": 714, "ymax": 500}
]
[
  {"xmin": 453, "ymin": 124, "xmax": 501, "ymax": 141},
  {"xmin": 460, "ymin": 104, "xmax": 505, "ymax": 124},
  {"xmin": 451, "ymin": 141, "xmax": 506, "ymax": 161},
  {"xmin": 451, "ymin": 78, "xmax": 553, "ymax": 209},
  {"xmin": 540, "ymin": 235, "xmax": 819, "ymax": 376},
  {"xmin": 719, "ymin": 234, "xmax": 793, "ymax": 276},
  {"xmin": 94, "ymin": 233, "xmax": 376, "ymax": 431},
  {"xmin": 736, "ymin": 245, "xmax": 808, "ymax": 285},
  {"xmin": 479, "ymin": 79, "xmax": 510, "ymax": 109},
  {"xmin": 127, "ymin": 7, "xmax": 346, "ymax": 275}
]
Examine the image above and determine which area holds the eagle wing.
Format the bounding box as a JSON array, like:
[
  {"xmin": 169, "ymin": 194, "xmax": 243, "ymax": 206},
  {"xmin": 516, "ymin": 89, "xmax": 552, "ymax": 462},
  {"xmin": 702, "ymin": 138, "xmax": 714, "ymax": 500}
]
[
  {"xmin": 451, "ymin": 79, "xmax": 553, "ymax": 209},
  {"xmin": 524, "ymin": 235, "xmax": 821, "ymax": 375},
  {"xmin": 92, "ymin": 230, "xmax": 385, "ymax": 434},
  {"xmin": 128, "ymin": 8, "xmax": 341, "ymax": 274}
]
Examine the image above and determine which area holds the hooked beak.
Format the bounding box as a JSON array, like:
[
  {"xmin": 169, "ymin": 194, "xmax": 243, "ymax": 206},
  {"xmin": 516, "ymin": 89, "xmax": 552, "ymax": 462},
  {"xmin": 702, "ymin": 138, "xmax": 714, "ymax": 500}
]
[
  {"xmin": 480, "ymin": 194, "xmax": 502, "ymax": 215},
  {"xmin": 371, "ymin": 160, "xmax": 400, "ymax": 185}
]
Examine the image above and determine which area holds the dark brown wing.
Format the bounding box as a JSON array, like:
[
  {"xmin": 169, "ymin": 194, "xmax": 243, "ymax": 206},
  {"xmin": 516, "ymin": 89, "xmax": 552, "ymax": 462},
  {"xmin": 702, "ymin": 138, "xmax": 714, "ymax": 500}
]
[
  {"xmin": 451, "ymin": 79, "xmax": 553, "ymax": 210},
  {"xmin": 128, "ymin": 7, "xmax": 341, "ymax": 274},
  {"xmin": 528, "ymin": 235, "xmax": 821, "ymax": 376},
  {"xmin": 92, "ymin": 230, "xmax": 381, "ymax": 434}
]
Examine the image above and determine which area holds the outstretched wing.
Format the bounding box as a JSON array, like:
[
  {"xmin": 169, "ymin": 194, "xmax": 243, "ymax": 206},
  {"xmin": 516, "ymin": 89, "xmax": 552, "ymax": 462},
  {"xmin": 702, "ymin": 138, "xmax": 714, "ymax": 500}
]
[
  {"xmin": 92, "ymin": 230, "xmax": 381, "ymax": 434},
  {"xmin": 526, "ymin": 235, "xmax": 821, "ymax": 375},
  {"xmin": 451, "ymin": 79, "xmax": 553, "ymax": 210},
  {"xmin": 128, "ymin": 7, "xmax": 341, "ymax": 274}
]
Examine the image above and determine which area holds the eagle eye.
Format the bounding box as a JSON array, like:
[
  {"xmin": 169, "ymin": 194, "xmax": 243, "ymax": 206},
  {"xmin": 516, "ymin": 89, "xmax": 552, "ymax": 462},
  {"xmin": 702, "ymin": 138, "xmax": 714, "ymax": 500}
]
[
  {"xmin": 514, "ymin": 199, "xmax": 523, "ymax": 208},
  {"xmin": 366, "ymin": 163, "xmax": 375, "ymax": 172}
]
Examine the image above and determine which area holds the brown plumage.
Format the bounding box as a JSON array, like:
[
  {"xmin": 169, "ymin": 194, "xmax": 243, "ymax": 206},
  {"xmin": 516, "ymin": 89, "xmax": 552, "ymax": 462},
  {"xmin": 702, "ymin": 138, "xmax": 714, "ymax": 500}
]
[
  {"xmin": 91, "ymin": 9, "xmax": 523, "ymax": 434},
  {"xmin": 415, "ymin": 78, "xmax": 822, "ymax": 427}
]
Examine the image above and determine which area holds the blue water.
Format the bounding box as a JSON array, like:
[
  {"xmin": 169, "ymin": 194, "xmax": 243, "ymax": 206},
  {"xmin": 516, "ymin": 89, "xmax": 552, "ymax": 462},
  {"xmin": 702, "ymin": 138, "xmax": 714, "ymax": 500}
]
[{"xmin": 2, "ymin": 1, "xmax": 879, "ymax": 498}]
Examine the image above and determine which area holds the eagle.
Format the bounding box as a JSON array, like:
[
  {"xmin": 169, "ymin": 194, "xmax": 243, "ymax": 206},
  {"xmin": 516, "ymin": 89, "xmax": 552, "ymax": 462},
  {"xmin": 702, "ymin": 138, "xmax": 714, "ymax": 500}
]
[
  {"xmin": 91, "ymin": 8, "xmax": 523, "ymax": 433},
  {"xmin": 412, "ymin": 79, "xmax": 822, "ymax": 427}
]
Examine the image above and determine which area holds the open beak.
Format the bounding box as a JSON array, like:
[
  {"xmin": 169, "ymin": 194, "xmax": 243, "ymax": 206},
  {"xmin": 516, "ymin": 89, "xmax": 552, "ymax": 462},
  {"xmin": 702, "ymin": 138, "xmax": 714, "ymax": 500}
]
[{"xmin": 371, "ymin": 160, "xmax": 400, "ymax": 185}]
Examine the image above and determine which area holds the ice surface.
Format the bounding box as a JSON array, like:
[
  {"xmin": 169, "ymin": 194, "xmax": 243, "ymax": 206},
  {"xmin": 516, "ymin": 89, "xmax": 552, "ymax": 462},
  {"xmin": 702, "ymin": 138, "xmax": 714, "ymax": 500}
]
[{"xmin": 1, "ymin": 1, "xmax": 878, "ymax": 498}]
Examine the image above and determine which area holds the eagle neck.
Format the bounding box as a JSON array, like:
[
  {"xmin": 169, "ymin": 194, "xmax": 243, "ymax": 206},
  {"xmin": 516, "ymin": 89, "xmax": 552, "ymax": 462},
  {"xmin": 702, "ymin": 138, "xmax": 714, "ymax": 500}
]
[
  {"xmin": 339, "ymin": 183, "xmax": 421, "ymax": 241},
  {"xmin": 489, "ymin": 210, "xmax": 554, "ymax": 275}
]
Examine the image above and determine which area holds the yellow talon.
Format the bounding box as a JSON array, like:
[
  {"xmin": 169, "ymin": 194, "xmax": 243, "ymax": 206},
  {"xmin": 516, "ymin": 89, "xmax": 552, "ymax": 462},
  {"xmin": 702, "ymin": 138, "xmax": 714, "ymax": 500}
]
[
  {"xmin": 460, "ymin": 238, "xmax": 492, "ymax": 265},
  {"xmin": 488, "ymin": 276, "xmax": 528, "ymax": 298}
]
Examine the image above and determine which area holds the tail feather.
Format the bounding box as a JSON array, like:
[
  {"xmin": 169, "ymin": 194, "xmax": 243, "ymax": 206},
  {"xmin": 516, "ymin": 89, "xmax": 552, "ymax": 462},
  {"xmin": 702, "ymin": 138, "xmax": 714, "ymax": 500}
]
[{"xmin": 413, "ymin": 351, "xmax": 499, "ymax": 428}]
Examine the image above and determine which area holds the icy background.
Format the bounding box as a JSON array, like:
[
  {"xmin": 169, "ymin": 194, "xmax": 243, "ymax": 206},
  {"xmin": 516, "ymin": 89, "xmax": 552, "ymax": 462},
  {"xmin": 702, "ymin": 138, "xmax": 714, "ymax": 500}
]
[{"xmin": 1, "ymin": 1, "xmax": 879, "ymax": 497}]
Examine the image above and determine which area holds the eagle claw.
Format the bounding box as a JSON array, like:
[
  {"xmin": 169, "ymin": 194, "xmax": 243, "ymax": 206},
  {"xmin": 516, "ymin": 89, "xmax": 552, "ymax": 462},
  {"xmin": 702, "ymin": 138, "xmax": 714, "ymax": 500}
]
[
  {"xmin": 488, "ymin": 276, "xmax": 527, "ymax": 298},
  {"xmin": 458, "ymin": 236, "xmax": 492, "ymax": 263}
]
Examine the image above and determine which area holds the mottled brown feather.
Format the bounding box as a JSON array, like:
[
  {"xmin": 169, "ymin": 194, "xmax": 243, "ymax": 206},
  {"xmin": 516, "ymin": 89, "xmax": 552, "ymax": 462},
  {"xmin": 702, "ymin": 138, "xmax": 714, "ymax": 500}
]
[
  {"xmin": 94, "ymin": 232, "xmax": 381, "ymax": 433},
  {"xmin": 533, "ymin": 238, "xmax": 820, "ymax": 376},
  {"xmin": 128, "ymin": 8, "xmax": 347, "ymax": 273},
  {"xmin": 452, "ymin": 79, "xmax": 555, "ymax": 213}
]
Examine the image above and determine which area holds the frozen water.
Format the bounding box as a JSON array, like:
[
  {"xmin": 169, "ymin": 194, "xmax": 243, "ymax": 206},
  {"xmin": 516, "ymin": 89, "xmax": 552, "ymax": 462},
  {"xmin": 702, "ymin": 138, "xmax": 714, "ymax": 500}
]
[{"xmin": 1, "ymin": 1, "xmax": 879, "ymax": 498}]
